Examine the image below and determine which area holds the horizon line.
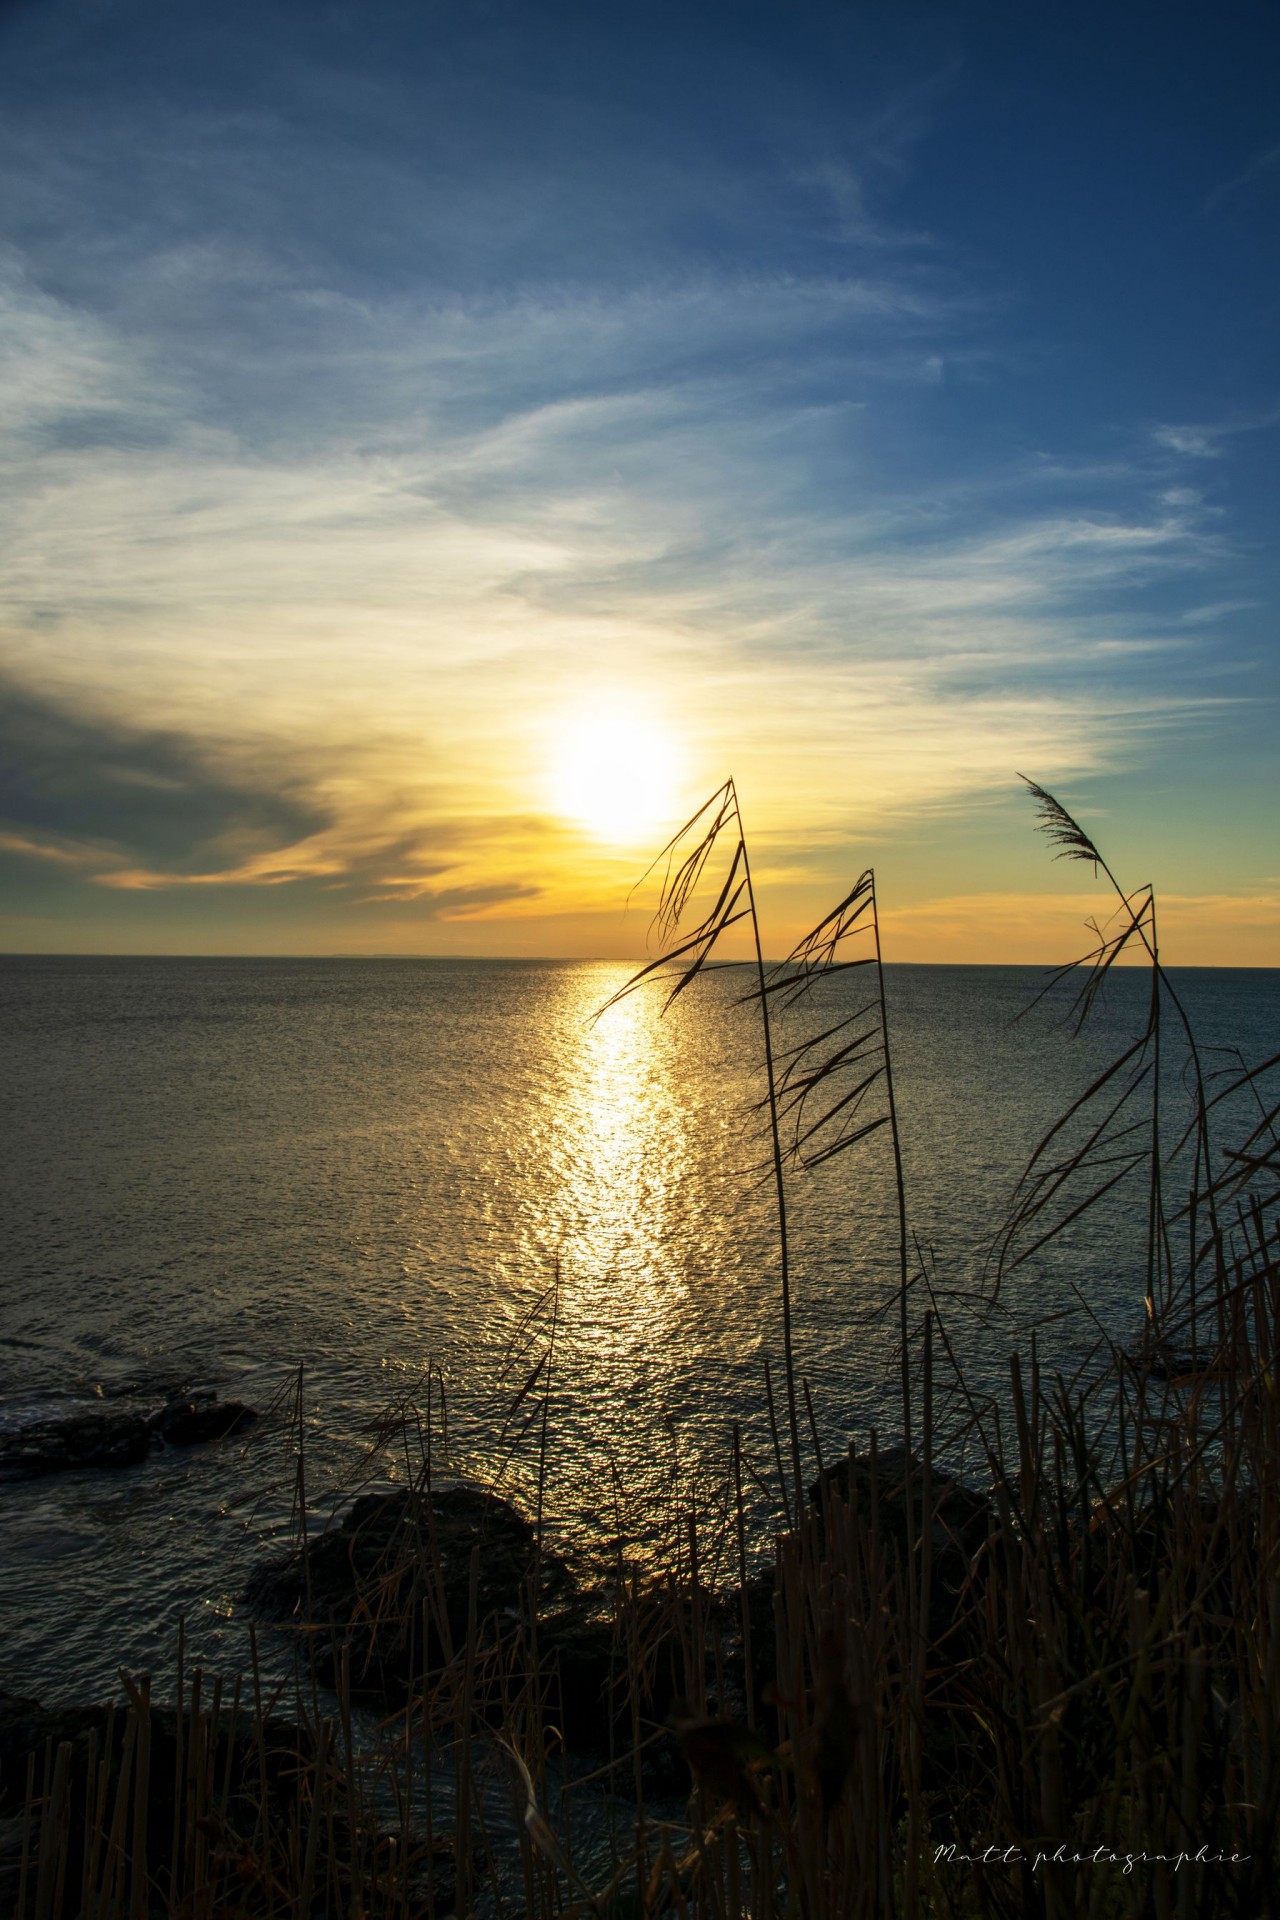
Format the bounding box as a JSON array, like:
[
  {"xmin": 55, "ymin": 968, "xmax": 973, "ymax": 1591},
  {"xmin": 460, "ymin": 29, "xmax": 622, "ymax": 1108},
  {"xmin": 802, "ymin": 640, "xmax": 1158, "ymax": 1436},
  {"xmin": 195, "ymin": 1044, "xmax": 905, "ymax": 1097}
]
[{"xmin": 2, "ymin": 952, "xmax": 1275, "ymax": 971}]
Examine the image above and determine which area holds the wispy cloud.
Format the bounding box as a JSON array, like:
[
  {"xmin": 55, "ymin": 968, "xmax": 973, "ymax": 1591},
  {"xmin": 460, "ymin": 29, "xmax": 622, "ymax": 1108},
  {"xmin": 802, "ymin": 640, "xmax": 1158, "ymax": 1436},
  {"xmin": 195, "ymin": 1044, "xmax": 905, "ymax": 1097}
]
[
  {"xmin": 1152, "ymin": 408, "xmax": 1280, "ymax": 461},
  {"xmin": 1152, "ymin": 424, "xmax": 1226, "ymax": 460},
  {"xmin": 0, "ymin": 241, "xmax": 1248, "ymax": 930},
  {"xmin": 1203, "ymin": 141, "xmax": 1280, "ymax": 213}
]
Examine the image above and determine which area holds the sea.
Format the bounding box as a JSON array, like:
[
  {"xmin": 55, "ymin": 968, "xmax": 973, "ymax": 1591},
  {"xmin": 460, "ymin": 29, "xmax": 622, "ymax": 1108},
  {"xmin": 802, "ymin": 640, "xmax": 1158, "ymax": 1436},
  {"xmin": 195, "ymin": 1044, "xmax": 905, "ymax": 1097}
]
[{"xmin": 2, "ymin": 955, "xmax": 1277, "ymax": 1705}]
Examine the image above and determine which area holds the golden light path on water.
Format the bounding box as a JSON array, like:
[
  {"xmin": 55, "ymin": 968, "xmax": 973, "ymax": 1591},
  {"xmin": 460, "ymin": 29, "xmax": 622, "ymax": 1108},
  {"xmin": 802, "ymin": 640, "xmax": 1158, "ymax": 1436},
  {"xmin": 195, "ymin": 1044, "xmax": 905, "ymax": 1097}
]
[
  {"xmin": 421, "ymin": 961, "xmax": 797, "ymax": 1547},
  {"xmin": 555, "ymin": 972, "xmax": 693, "ymax": 1365}
]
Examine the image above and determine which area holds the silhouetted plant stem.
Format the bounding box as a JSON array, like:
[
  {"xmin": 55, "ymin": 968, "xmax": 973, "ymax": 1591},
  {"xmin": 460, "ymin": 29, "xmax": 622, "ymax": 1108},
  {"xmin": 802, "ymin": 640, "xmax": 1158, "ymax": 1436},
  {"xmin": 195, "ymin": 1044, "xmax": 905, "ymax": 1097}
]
[
  {"xmin": 765, "ymin": 863, "xmax": 911, "ymax": 1480},
  {"xmin": 868, "ymin": 871, "xmax": 912, "ymax": 1452},
  {"xmin": 1146, "ymin": 903, "xmax": 1166, "ymax": 1324},
  {"xmin": 737, "ymin": 787, "xmax": 805, "ymax": 1514}
]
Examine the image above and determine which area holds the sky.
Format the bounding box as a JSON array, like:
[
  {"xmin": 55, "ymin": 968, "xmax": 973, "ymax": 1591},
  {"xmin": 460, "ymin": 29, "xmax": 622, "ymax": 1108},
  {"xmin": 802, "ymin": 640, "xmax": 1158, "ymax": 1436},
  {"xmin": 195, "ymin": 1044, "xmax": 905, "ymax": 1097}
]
[{"xmin": 0, "ymin": 0, "xmax": 1277, "ymax": 963}]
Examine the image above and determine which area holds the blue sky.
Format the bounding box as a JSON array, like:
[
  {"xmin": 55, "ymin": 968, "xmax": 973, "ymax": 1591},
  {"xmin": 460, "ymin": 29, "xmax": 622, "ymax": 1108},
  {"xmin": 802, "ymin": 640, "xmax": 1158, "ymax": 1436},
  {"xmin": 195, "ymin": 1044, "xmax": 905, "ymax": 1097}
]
[{"xmin": 0, "ymin": 0, "xmax": 1276, "ymax": 959}]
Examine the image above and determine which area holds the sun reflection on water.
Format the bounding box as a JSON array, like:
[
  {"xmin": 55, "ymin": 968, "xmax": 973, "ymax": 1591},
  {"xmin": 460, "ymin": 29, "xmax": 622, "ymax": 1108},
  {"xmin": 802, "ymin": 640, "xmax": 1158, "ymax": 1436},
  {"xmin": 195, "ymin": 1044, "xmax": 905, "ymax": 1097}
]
[
  {"xmin": 443, "ymin": 961, "xmax": 783, "ymax": 1536},
  {"xmin": 550, "ymin": 968, "xmax": 694, "ymax": 1368}
]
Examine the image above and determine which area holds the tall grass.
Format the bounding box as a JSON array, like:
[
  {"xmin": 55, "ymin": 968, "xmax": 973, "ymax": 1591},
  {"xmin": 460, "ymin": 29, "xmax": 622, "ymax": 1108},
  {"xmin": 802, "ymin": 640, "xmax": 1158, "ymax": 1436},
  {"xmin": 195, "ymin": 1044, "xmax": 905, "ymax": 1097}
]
[{"xmin": 7, "ymin": 779, "xmax": 1279, "ymax": 1918}]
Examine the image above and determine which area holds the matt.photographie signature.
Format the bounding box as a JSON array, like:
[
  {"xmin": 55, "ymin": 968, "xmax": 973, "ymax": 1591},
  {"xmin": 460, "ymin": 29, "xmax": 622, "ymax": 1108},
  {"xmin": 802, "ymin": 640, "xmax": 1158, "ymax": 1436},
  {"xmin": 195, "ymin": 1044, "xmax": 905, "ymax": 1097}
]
[{"xmin": 934, "ymin": 1844, "xmax": 1251, "ymax": 1876}]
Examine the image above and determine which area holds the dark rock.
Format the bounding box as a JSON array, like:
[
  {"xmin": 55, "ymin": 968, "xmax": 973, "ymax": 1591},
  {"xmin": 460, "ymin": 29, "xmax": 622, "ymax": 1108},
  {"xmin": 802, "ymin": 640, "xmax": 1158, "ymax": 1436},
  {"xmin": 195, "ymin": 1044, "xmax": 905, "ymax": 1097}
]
[
  {"xmin": 0, "ymin": 1693, "xmax": 41, "ymax": 1718},
  {"xmin": 246, "ymin": 1482, "xmax": 554, "ymax": 1638},
  {"xmin": 0, "ymin": 1390, "xmax": 257, "ymax": 1478},
  {"xmin": 245, "ymin": 1483, "xmax": 654, "ymax": 1753},
  {"xmin": 0, "ymin": 1409, "xmax": 152, "ymax": 1478},
  {"xmin": 805, "ymin": 1445, "xmax": 993, "ymax": 1660},
  {"xmin": 1123, "ymin": 1344, "xmax": 1234, "ymax": 1384},
  {"xmin": 809, "ymin": 1445, "xmax": 992, "ymax": 1568},
  {"xmin": 149, "ymin": 1397, "xmax": 257, "ymax": 1446},
  {"xmin": 96, "ymin": 1374, "xmax": 188, "ymax": 1402},
  {"xmin": 245, "ymin": 1482, "xmax": 570, "ymax": 1685}
]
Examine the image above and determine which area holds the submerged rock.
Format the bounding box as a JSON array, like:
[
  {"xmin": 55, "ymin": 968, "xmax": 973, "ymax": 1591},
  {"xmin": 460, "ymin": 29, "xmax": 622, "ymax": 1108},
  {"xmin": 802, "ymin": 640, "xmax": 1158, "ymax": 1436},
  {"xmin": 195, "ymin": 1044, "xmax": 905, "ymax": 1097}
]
[
  {"xmin": 149, "ymin": 1396, "xmax": 257, "ymax": 1446},
  {"xmin": 0, "ymin": 1391, "xmax": 257, "ymax": 1478},
  {"xmin": 0, "ymin": 1409, "xmax": 152, "ymax": 1477}
]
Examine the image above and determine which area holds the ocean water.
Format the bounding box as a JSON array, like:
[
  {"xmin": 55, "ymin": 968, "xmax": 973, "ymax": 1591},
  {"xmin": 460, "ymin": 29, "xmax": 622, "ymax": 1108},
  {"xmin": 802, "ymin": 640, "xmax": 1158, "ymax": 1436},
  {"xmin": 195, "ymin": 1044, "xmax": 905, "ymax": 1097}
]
[{"xmin": 2, "ymin": 955, "xmax": 1277, "ymax": 1703}]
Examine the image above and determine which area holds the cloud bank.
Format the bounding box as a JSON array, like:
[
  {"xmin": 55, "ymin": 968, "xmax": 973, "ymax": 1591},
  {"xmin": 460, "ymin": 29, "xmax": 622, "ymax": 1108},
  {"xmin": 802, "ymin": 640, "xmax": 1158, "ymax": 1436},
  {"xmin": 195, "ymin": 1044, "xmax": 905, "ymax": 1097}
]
[{"xmin": 0, "ymin": 0, "xmax": 1274, "ymax": 957}]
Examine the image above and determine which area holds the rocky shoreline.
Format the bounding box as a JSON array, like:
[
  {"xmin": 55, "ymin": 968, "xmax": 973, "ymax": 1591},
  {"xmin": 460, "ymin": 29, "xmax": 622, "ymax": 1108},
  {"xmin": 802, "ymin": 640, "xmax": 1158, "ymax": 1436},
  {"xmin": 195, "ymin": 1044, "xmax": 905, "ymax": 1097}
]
[
  {"xmin": 1, "ymin": 1439, "xmax": 1002, "ymax": 1914},
  {"xmin": 238, "ymin": 1449, "xmax": 994, "ymax": 1768}
]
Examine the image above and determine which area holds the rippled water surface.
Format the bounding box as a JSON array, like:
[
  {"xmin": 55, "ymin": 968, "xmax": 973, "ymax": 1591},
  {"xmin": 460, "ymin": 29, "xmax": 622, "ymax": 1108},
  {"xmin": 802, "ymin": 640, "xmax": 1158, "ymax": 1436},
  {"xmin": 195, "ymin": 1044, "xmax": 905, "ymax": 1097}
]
[{"xmin": 2, "ymin": 956, "xmax": 1277, "ymax": 1701}]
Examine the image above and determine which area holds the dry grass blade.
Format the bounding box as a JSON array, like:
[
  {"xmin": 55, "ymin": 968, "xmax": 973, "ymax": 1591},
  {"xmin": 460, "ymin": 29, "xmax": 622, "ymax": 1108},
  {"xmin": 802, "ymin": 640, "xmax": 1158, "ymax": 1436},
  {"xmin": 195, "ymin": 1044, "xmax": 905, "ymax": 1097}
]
[
  {"xmin": 595, "ymin": 780, "xmax": 746, "ymax": 1023},
  {"xmin": 991, "ymin": 1037, "xmax": 1156, "ymax": 1289},
  {"xmin": 1183, "ymin": 1049, "xmax": 1280, "ymax": 1217},
  {"xmin": 650, "ymin": 781, "xmax": 739, "ymax": 939},
  {"xmin": 591, "ymin": 777, "xmax": 808, "ymax": 1507},
  {"xmin": 762, "ymin": 870, "xmax": 895, "ymax": 1176},
  {"xmin": 495, "ymin": 1735, "xmax": 602, "ymax": 1912},
  {"xmin": 782, "ymin": 1065, "xmax": 886, "ymax": 1165},
  {"xmin": 1017, "ymin": 887, "xmax": 1156, "ymax": 1038},
  {"xmin": 773, "ymin": 1030, "xmax": 885, "ymax": 1167},
  {"xmin": 766, "ymin": 871, "xmax": 878, "ymax": 991},
  {"xmin": 755, "ymin": 861, "xmax": 913, "ymax": 1449}
]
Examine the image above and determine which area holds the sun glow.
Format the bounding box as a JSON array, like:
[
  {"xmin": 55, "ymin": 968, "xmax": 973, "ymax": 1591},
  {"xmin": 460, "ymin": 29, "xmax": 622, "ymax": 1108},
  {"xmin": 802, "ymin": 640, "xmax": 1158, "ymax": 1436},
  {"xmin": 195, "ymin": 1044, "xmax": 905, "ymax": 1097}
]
[{"xmin": 549, "ymin": 702, "xmax": 679, "ymax": 845}]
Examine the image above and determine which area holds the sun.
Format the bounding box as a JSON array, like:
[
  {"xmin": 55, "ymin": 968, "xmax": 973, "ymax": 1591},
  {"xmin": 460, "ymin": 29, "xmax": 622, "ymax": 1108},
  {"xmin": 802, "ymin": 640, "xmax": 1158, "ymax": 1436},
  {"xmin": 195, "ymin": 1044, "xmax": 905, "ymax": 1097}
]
[{"xmin": 549, "ymin": 701, "xmax": 679, "ymax": 845}]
